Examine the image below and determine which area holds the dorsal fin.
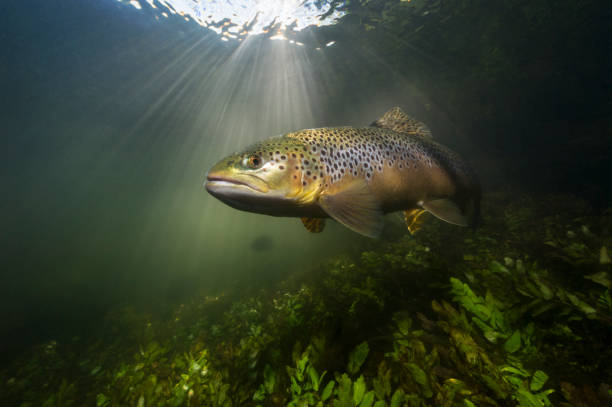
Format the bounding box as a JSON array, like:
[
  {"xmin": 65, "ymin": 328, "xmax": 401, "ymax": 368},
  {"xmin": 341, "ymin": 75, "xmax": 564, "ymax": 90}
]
[{"xmin": 370, "ymin": 107, "xmax": 432, "ymax": 138}]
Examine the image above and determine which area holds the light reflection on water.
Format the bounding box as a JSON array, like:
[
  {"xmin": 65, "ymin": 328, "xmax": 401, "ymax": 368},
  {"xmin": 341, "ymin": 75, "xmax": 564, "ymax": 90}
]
[{"xmin": 116, "ymin": 0, "xmax": 345, "ymax": 41}]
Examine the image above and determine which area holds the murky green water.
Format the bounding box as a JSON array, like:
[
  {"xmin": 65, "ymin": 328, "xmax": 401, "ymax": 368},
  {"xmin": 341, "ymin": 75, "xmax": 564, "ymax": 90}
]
[{"xmin": 1, "ymin": 0, "xmax": 611, "ymax": 405}]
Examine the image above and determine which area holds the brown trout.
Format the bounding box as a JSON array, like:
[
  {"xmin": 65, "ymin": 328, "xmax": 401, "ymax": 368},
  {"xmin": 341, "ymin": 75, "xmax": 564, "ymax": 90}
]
[{"xmin": 205, "ymin": 107, "xmax": 480, "ymax": 238}]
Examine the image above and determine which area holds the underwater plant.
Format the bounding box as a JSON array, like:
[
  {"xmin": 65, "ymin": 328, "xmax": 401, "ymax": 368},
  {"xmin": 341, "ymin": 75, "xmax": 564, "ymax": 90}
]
[{"xmin": 2, "ymin": 191, "xmax": 612, "ymax": 406}]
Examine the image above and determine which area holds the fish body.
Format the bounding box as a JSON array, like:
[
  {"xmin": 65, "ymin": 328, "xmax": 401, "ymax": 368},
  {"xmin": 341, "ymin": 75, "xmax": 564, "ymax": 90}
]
[{"xmin": 205, "ymin": 107, "xmax": 480, "ymax": 237}]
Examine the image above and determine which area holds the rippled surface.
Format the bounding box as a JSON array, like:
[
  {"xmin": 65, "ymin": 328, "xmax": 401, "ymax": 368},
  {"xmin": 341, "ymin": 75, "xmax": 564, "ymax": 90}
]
[{"xmin": 117, "ymin": 0, "xmax": 344, "ymax": 40}]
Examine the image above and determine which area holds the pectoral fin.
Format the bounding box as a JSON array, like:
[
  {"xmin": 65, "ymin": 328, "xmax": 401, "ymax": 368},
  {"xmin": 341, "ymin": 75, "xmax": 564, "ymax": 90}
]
[
  {"xmin": 301, "ymin": 217, "xmax": 325, "ymax": 233},
  {"xmin": 319, "ymin": 180, "xmax": 384, "ymax": 238},
  {"xmin": 404, "ymin": 209, "xmax": 428, "ymax": 234},
  {"xmin": 421, "ymin": 199, "xmax": 468, "ymax": 226}
]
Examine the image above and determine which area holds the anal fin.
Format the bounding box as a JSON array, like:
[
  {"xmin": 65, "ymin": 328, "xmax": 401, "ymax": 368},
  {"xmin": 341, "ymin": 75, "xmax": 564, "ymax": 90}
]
[
  {"xmin": 301, "ymin": 217, "xmax": 325, "ymax": 233},
  {"xmin": 404, "ymin": 209, "xmax": 428, "ymax": 234},
  {"xmin": 421, "ymin": 199, "xmax": 468, "ymax": 226}
]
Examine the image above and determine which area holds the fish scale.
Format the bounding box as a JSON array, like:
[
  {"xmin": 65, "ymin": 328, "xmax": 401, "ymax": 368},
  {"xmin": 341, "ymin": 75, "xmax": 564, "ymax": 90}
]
[{"xmin": 287, "ymin": 127, "xmax": 438, "ymax": 187}]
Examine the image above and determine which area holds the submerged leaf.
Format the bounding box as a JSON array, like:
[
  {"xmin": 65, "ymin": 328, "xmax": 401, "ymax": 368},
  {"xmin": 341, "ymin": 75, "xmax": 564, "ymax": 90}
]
[
  {"xmin": 264, "ymin": 364, "xmax": 276, "ymax": 394},
  {"xmin": 501, "ymin": 365, "xmax": 530, "ymax": 378},
  {"xmin": 406, "ymin": 363, "xmax": 432, "ymax": 397},
  {"xmin": 337, "ymin": 374, "xmax": 353, "ymax": 407},
  {"xmin": 321, "ymin": 380, "xmax": 335, "ymax": 401},
  {"xmin": 96, "ymin": 393, "xmax": 110, "ymax": 407},
  {"xmin": 297, "ymin": 354, "xmax": 309, "ymax": 381},
  {"xmin": 490, "ymin": 260, "xmax": 510, "ymax": 274},
  {"xmin": 373, "ymin": 362, "xmax": 392, "ymax": 400},
  {"xmin": 515, "ymin": 387, "xmax": 552, "ymax": 407},
  {"xmin": 390, "ymin": 389, "xmax": 405, "ymax": 407},
  {"xmin": 348, "ymin": 342, "xmax": 370, "ymax": 375},
  {"xmin": 530, "ymin": 370, "xmax": 549, "ymax": 392},
  {"xmin": 353, "ymin": 375, "xmax": 366, "ymax": 405},
  {"xmin": 504, "ymin": 330, "xmax": 521, "ymax": 353},
  {"xmin": 566, "ymin": 293, "xmax": 596, "ymax": 314},
  {"xmin": 585, "ymin": 271, "xmax": 612, "ymax": 289},
  {"xmin": 308, "ymin": 366, "xmax": 320, "ymax": 391},
  {"xmin": 360, "ymin": 391, "xmax": 375, "ymax": 407},
  {"xmin": 290, "ymin": 376, "xmax": 301, "ymax": 396}
]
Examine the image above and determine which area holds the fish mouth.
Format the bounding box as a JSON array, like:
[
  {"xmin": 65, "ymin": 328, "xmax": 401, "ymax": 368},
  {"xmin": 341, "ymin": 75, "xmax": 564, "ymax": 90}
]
[
  {"xmin": 204, "ymin": 174, "xmax": 269, "ymax": 196},
  {"xmin": 205, "ymin": 175, "xmax": 264, "ymax": 192},
  {"xmin": 205, "ymin": 172, "xmax": 306, "ymax": 216},
  {"xmin": 205, "ymin": 174, "xmax": 272, "ymax": 212}
]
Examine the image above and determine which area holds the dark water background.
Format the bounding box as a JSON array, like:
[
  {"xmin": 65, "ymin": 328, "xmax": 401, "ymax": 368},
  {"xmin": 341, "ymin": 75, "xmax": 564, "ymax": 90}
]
[{"xmin": 1, "ymin": 0, "xmax": 611, "ymax": 365}]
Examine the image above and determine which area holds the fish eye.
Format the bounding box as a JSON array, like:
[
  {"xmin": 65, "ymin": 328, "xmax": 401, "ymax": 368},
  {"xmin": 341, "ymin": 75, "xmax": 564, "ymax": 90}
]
[{"xmin": 244, "ymin": 154, "xmax": 262, "ymax": 169}]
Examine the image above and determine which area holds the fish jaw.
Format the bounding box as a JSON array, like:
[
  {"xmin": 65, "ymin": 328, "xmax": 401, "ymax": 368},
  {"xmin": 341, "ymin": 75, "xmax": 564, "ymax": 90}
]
[
  {"xmin": 205, "ymin": 161, "xmax": 307, "ymax": 216},
  {"xmin": 205, "ymin": 165, "xmax": 272, "ymax": 208}
]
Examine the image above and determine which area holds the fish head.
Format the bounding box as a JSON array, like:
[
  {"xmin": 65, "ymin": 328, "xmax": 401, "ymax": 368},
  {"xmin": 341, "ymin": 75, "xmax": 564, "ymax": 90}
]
[{"xmin": 205, "ymin": 136, "xmax": 314, "ymax": 215}]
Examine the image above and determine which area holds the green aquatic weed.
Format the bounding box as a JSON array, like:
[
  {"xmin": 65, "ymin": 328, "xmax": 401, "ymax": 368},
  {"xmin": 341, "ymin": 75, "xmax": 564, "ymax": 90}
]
[
  {"xmin": 96, "ymin": 393, "xmax": 110, "ymax": 407},
  {"xmin": 530, "ymin": 370, "xmax": 549, "ymax": 392},
  {"xmin": 283, "ymin": 348, "xmax": 334, "ymax": 406},
  {"xmin": 504, "ymin": 330, "xmax": 521, "ymax": 354},
  {"xmin": 501, "ymin": 359, "xmax": 554, "ymax": 406},
  {"xmin": 336, "ymin": 373, "xmax": 353, "ymax": 407},
  {"xmin": 332, "ymin": 373, "xmax": 379, "ymax": 407},
  {"xmin": 41, "ymin": 379, "xmax": 76, "ymax": 407},
  {"xmin": 450, "ymin": 277, "xmax": 512, "ymax": 343},
  {"xmin": 372, "ymin": 362, "xmax": 392, "ymax": 401},
  {"xmin": 347, "ymin": 342, "xmax": 369, "ymax": 376},
  {"xmin": 598, "ymin": 289, "xmax": 612, "ymax": 310},
  {"xmin": 5, "ymin": 192, "xmax": 612, "ymax": 406}
]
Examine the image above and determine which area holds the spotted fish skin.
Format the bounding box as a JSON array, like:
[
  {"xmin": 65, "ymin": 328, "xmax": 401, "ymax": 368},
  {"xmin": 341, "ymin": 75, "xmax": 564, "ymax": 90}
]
[{"xmin": 205, "ymin": 107, "xmax": 480, "ymax": 238}]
